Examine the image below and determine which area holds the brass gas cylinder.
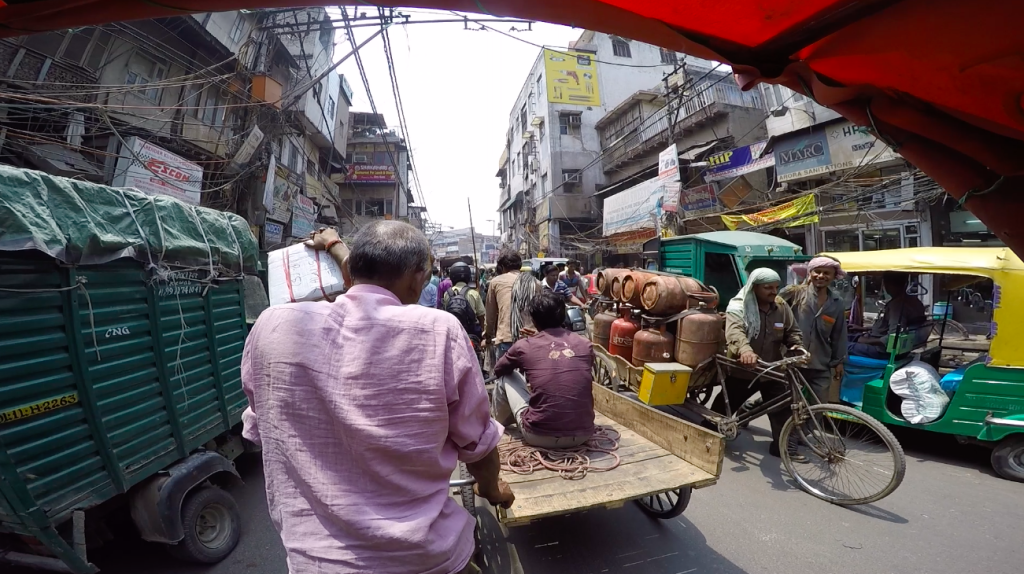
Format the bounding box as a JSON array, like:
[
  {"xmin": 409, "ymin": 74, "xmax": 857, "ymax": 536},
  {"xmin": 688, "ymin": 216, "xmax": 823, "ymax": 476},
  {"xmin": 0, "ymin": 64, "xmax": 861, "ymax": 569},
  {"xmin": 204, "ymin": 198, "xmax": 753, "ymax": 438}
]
[
  {"xmin": 632, "ymin": 324, "xmax": 674, "ymax": 368},
  {"xmin": 674, "ymin": 304, "xmax": 725, "ymax": 368}
]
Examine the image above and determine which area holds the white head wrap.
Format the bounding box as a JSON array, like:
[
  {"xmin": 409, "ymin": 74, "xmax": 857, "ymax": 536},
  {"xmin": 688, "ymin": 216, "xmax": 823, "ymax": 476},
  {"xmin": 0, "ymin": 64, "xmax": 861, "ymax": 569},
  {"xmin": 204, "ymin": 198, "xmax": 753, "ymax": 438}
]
[{"xmin": 726, "ymin": 268, "xmax": 781, "ymax": 340}]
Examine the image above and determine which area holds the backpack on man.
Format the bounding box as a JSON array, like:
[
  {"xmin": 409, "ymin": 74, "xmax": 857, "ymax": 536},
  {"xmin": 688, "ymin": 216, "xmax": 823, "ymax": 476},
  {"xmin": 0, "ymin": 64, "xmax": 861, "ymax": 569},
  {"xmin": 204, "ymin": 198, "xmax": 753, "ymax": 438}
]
[{"xmin": 444, "ymin": 286, "xmax": 480, "ymax": 335}]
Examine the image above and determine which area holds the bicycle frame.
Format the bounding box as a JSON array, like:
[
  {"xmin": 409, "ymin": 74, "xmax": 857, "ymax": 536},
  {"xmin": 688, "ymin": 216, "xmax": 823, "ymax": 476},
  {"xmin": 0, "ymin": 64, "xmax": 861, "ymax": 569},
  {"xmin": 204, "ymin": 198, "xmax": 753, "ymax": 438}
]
[{"xmin": 708, "ymin": 352, "xmax": 833, "ymax": 446}]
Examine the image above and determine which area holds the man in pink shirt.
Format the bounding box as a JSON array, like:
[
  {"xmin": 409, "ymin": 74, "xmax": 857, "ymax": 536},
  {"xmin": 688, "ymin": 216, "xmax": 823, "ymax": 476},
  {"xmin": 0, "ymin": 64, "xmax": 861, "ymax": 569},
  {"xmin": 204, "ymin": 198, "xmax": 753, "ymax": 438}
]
[{"xmin": 242, "ymin": 221, "xmax": 514, "ymax": 574}]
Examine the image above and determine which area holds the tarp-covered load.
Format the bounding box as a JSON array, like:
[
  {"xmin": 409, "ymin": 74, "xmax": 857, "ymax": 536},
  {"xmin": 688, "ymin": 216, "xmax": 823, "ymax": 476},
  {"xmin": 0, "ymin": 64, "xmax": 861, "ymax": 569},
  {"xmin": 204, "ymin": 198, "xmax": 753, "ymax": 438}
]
[{"xmin": 0, "ymin": 165, "xmax": 258, "ymax": 273}]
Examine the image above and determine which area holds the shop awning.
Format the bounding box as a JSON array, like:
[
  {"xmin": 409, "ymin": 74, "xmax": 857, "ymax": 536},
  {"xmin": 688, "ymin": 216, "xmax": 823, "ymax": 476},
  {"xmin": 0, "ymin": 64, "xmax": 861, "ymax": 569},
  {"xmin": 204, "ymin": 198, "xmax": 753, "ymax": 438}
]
[{"xmin": 2, "ymin": 0, "xmax": 1023, "ymax": 254}]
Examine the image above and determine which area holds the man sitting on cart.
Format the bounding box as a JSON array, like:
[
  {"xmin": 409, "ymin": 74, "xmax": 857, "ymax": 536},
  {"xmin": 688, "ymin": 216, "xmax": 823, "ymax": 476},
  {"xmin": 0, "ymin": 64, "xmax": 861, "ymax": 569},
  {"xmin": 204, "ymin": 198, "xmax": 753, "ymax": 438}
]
[
  {"xmin": 712, "ymin": 268, "xmax": 805, "ymax": 458},
  {"xmin": 848, "ymin": 271, "xmax": 926, "ymax": 360},
  {"xmin": 492, "ymin": 290, "xmax": 595, "ymax": 448}
]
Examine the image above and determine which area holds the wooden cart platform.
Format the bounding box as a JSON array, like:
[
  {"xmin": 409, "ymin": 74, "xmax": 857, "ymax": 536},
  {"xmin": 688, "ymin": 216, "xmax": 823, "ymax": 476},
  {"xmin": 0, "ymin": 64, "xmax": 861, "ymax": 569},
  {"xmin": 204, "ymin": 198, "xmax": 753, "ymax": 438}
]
[{"xmin": 497, "ymin": 384, "xmax": 724, "ymax": 526}]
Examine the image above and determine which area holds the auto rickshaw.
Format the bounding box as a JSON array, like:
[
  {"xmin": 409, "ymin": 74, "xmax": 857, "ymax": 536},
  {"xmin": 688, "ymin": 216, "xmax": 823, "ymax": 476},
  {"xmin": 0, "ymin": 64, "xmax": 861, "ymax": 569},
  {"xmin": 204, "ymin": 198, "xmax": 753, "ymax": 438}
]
[{"xmin": 824, "ymin": 247, "xmax": 1024, "ymax": 482}]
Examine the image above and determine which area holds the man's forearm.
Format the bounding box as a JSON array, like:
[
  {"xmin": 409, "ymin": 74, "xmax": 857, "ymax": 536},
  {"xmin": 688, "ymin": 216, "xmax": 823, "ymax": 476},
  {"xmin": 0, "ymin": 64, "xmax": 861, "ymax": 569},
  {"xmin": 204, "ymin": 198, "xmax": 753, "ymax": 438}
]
[
  {"xmin": 466, "ymin": 446, "xmax": 502, "ymax": 497},
  {"xmin": 326, "ymin": 242, "xmax": 349, "ymax": 268}
]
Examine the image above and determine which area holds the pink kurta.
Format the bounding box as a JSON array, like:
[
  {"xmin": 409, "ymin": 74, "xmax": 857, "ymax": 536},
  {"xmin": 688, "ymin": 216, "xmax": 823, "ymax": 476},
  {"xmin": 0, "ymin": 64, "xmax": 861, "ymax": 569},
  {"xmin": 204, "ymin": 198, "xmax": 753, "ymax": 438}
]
[{"xmin": 242, "ymin": 284, "xmax": 502, "ymax": 574}]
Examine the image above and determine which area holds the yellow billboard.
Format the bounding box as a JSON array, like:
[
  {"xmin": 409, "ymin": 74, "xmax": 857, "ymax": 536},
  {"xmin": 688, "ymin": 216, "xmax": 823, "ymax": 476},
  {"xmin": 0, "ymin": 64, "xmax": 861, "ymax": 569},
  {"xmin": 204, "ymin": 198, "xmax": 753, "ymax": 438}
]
[{"xmin": 543, "ymin": 49, "xmax": 601, "ymax": 106}]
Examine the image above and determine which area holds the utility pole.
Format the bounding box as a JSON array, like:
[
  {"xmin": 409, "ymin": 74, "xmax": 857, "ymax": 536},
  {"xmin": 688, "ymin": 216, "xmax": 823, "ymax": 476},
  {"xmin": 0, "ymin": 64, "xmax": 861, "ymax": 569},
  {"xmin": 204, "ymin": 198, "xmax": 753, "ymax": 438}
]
[{"xmin": 467, "ymin": 198, "xmax": 479, "ymax": 270}]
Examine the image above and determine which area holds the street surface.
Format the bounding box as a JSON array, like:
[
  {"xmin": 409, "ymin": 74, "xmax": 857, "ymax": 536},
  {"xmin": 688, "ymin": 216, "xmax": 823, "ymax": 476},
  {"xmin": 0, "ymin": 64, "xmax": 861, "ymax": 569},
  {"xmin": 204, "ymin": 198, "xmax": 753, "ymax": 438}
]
[{"xmin": 15, "ymin": 418, "xmax": 1022, "ymax": 574}]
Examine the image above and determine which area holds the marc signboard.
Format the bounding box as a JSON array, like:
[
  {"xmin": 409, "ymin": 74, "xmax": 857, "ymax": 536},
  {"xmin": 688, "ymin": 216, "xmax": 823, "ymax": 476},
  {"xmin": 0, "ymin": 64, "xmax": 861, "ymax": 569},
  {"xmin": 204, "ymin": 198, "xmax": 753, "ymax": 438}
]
[{"xmin": 774, "ymin": 131, "xmax": 831, "ymax": 182}]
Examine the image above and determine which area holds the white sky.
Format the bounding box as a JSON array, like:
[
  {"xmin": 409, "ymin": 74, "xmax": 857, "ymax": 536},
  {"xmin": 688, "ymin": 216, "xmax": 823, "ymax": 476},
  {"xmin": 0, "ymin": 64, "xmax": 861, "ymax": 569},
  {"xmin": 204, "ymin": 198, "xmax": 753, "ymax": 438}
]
[{"xmin": 331, "ymin": 9, "xmax": 580, "ymax": 233}]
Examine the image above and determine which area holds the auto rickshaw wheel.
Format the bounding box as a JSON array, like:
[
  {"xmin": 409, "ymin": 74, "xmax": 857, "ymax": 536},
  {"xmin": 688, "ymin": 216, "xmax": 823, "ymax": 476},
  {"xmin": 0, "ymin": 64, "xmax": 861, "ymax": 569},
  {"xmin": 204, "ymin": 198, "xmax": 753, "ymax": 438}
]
[{"xmin": 991, "ymin": 435, "xmax": 1024, "ymax": 482}]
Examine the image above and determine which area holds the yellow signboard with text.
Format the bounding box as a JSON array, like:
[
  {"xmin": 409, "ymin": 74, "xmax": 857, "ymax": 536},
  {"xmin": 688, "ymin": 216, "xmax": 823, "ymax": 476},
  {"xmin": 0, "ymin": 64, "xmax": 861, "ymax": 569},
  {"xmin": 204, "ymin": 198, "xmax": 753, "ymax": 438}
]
[{"xmin": 543, "ymin": 49, "xmax": 601, "ymax": 106}]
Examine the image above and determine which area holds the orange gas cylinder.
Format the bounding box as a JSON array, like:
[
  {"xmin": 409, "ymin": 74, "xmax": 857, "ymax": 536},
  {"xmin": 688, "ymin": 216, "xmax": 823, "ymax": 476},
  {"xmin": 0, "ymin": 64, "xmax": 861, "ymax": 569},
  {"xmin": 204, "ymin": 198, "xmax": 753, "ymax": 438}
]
[
  {"xmin": 674, "ymin": 304, "xmax": 724, "ymax": 368},
  {"xmin": 591, "ymin": 302, "xmax": 618, "ymax": 350},
  {"xmin": 609, "ymin": 308, "xmax": 641, "ymax": 364},
  {"xmin": 632, "ymin": 323, "xmax": 674, "ymax": 368}
]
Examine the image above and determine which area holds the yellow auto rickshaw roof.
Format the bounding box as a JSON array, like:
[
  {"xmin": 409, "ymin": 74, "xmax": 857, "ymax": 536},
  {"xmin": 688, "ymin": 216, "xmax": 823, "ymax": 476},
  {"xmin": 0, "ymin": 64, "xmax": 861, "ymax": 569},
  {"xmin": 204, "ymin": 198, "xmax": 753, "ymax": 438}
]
[{"xmin": 823, "ymin": 247, "xmax": 1024, "ymax": 280}]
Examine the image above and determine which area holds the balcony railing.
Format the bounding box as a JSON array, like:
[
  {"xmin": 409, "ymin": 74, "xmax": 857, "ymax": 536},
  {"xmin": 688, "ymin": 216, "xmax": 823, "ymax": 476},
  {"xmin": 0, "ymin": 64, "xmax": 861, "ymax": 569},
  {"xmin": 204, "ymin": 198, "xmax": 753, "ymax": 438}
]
[
  {"xmin": 600, "ymin": 80, "xmax": 763, "ymax": 172},
  {"xmin": 0, "ymin": 40, "xmax": 97, "ymax": 102}
]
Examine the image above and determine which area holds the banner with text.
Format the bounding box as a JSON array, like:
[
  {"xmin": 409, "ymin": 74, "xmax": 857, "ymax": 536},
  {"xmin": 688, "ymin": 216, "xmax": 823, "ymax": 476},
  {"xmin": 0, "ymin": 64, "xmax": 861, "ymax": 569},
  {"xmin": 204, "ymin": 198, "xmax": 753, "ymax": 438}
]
[
  {"xmin": 680, "ymin": 183, "xmax": 721, "ymax": 217},
  {"xmin": 704, "ymin": 141, "xmax": 775, "ymax": 182},
  {"xmin": 603, "ymin": 177, "xmax": 675, "ymax": 236},
  {"xmin": 775, "ymin": 121, "xmax": 901, "ymax": 182},
  {"xmin": 721, "ymin": 194, "xmax": 818, "ymax": 230}
]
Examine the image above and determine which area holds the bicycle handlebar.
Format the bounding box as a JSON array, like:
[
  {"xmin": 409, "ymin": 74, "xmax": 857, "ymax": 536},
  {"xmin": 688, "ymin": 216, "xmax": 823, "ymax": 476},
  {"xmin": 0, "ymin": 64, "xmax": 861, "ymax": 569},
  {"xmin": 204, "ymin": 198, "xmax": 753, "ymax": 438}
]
[{"xmin": 753, "ymin": 347, "xmax": 811, "ymax": 369}]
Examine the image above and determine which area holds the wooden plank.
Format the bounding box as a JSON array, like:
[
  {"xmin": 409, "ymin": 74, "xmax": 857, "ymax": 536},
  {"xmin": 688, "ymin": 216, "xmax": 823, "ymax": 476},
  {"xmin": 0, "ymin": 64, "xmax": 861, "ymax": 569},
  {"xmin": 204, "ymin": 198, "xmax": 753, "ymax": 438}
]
[
  {"xmin": 500, "ymin": 457, "xmax": 716, "ymax": 525},
  {"xmin": 592, "ymin": 382, "xmax": 725, "ymax": 477}
]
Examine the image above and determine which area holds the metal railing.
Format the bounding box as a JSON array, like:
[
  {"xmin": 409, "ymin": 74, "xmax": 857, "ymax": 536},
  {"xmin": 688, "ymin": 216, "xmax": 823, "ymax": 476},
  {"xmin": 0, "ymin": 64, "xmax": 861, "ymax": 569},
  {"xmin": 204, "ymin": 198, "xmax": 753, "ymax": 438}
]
[{"xmin": 600, "ymin": 81, "xmax": 763, "ymax": 170}]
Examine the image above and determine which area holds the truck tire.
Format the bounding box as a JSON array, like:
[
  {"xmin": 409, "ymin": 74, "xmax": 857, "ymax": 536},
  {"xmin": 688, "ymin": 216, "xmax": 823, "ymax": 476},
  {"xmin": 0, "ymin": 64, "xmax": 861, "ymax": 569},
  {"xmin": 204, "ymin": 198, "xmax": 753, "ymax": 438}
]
[
  {"xmin": 991, "ymin": 435, "xmax": 1024, "ymax": 482},
  {"xmin": 167, "ymin": 486, "xmax": 241, "ymax": 563}
]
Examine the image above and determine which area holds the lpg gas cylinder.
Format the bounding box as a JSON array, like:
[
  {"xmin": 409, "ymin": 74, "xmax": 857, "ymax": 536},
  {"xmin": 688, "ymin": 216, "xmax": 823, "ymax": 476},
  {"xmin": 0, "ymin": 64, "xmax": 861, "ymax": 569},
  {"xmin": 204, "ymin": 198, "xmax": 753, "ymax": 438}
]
[
  {"xmin": 608, "ymin": 308, "xmax": 641, "ymax": 364},
  {"xmin": 591, "ymin": 302, "xmax": 618, "ymax": 350},
  {"xmin": 675, "ymin": 304, "xmax": 725, "ymax": 368},
  {"xmin": 632, "ymin": 323, "xmax": 674, "ymax": 368}
]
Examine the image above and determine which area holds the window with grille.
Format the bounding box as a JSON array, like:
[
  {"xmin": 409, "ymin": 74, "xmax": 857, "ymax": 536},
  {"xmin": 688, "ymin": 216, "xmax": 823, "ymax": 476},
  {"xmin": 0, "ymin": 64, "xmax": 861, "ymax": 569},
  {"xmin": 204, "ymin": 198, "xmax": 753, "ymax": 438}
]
[
  {"xmin": 660, "ymin": 49, "xmax": 677, "ymax": 64},
  {"xmin": 229, "ymin": 14, "xmax": 247, "ymax": 43},
  {"xmin": 201, "ymin": 90, "xmax": 226, "ymax": 126},
  {"xmin": 559, "ymin": 113, "xmax": 582, "ymax": 136},
  {"xmin": 125, "ymin": 52, "xmax": 167, "ymax": 101},
  {"xmin": 612, "ymin": 38, "xmax": 631, "ymax": 58}
]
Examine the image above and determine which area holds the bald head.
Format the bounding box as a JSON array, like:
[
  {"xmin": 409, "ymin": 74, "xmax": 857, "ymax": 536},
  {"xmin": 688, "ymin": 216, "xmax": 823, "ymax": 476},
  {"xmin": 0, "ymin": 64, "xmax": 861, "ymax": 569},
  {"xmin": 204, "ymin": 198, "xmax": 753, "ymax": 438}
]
[{"xmin": 349, "ymin": 220, "xmax": 431, "ymax": 304}]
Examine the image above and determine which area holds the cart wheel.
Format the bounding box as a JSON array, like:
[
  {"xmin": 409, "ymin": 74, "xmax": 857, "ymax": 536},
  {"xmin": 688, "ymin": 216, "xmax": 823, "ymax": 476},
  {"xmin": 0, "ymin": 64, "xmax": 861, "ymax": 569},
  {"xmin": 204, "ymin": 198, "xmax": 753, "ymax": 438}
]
[
  {"xmin": 593, "ymin": 355, "xmax": 616, "ymax": 389},
  {"xmin": 636, "ymin": 487, "xmax": 691, "ymax": 519},
  {"xmin": 167, "ymin": 486, "xmax": 241, "ymax": 564},
  {"xmin": 458, "ymin": 463, "xmax": 477, "ymax": 519},
  {"xmin": 991, "ymin": 435, "xmax": 1024, "ymax": 482}
]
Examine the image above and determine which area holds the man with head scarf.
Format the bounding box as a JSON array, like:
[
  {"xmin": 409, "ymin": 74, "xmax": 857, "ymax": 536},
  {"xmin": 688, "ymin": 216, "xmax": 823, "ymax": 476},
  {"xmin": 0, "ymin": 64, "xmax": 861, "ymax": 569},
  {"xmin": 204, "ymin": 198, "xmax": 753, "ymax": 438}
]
[
  {"xmin": 712, "ymin": 267, "xmax": 804, "ymax": 458},
  {"xmin": 780, "ymin": 256, "xmax": 849, "ymax": 403}
]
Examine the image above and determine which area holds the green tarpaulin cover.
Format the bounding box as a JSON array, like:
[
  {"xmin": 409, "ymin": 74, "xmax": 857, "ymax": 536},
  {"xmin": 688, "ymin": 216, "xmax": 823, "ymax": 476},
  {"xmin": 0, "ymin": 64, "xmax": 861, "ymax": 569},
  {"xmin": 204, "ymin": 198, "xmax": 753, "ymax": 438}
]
[{"xmin": 0, "ymin": 165, "xmax": 257, "ymax": 273}]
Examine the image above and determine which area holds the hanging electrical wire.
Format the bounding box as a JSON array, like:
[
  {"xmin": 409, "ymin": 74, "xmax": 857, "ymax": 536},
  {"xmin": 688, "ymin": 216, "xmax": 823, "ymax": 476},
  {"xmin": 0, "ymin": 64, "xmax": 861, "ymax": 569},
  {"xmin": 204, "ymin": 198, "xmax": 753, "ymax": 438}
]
[
  {"xmin": 379, "ymin": 8, "xmax": 427, "ymax": 211},
  {"xmin": 339, "ymin": 6, "xmax": 416, "ymax": 215}
]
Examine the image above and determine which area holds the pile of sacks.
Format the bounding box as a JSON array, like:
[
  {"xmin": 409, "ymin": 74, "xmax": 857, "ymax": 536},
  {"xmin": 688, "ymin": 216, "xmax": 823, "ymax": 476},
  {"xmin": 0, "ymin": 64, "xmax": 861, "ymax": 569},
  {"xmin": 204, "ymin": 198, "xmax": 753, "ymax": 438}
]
[{"xmin": 889, "ymin": 361, "xmax": 950, "ymax": 424}]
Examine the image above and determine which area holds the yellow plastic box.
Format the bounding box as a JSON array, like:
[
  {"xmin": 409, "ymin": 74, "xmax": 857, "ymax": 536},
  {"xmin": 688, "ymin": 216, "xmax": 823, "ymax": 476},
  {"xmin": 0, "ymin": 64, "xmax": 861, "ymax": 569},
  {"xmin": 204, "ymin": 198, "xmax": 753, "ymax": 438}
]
[{"xmin": 638, "ymin": 362, "xmax": 692, "ymax": 406}]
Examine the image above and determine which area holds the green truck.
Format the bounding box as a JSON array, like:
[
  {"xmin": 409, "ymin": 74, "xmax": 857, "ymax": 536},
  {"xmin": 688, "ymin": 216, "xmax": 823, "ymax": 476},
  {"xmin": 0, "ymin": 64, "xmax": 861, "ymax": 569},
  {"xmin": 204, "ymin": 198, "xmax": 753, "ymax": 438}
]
[
  {"xmin": 0, "ymin": 166, "xmax": 258, "ymax": 572},
  {"xmin": 646, "ymin": 231, "xmax": 810, "ymax": 309}
]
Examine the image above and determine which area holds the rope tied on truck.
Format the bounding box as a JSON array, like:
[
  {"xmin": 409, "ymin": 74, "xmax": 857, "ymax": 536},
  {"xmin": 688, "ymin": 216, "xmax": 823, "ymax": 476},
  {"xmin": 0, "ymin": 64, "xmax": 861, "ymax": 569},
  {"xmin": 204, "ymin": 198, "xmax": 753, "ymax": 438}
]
[{"xmin": 499, "ymin": 425, "xmax": 622, "ymax": 480}]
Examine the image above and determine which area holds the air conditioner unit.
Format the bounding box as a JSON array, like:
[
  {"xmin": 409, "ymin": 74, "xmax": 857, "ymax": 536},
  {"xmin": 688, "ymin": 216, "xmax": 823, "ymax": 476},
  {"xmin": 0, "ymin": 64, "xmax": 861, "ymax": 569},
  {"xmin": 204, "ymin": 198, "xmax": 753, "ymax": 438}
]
[
  {"xmin": 529, "ymin": 158, "xmax": 538, "ymax": 173},
  {"xmin": 563, "ymin": 172, "xmax": 581, "ymax": 183},
  {"xmin": 352, "ymin": 155, "xmax": 368, "ymax": 164}
]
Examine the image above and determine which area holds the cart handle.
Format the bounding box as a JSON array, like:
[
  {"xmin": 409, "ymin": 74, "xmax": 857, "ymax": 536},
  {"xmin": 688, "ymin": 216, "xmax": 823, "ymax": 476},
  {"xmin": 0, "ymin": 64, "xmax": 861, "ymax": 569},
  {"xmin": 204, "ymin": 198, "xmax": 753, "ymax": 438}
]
[{"xmin": 449, "ymin": 477, "xmax": 477, "ymax": 487}]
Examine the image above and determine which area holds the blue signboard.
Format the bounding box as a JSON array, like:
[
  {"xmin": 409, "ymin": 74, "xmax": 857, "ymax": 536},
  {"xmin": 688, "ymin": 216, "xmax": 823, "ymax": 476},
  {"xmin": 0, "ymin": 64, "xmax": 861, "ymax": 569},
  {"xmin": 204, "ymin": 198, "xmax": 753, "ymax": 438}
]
[
  {"xmin": 774, "ymin": 131, "xmax": 832, "ymax": 182},
  {"xmin": 704, "ymin": 141, "xmax": 775, "ymax": 182}
]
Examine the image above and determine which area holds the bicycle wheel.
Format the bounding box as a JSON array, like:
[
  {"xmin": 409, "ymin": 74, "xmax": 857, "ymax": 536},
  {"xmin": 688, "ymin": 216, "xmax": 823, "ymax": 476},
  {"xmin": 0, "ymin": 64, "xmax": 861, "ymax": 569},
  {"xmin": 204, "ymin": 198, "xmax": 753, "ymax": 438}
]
[
  {"xmin": 780, "ymin": 404, "xmax": 905, "ymax": 505},
  {"xmin": 636, "ymin": 487, "xmax": 691, "ymax": 519},
  {"xmin": 932, "ymin": 320, "xmax": 970, "ymax": 340},
  {"xmin": 458, "ymin": 463, "xmax": 477, "ymax": 519}
]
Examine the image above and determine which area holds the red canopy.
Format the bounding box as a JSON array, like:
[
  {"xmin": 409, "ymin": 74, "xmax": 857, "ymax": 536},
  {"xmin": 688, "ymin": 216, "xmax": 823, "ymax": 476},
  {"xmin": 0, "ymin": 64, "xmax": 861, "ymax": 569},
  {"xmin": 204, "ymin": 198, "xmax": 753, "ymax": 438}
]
[{"xmin": 3, "ymin": 0, "xmax": 1024, "ymax": 253}]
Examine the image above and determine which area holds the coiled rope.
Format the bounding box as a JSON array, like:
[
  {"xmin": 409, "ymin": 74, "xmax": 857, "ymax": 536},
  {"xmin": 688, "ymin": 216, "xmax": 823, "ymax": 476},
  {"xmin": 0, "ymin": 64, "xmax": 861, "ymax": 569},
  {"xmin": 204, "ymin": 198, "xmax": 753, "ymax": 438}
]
[{"xmin": 499, "ymin": 425, "xmax": 622, "ymax": 480}]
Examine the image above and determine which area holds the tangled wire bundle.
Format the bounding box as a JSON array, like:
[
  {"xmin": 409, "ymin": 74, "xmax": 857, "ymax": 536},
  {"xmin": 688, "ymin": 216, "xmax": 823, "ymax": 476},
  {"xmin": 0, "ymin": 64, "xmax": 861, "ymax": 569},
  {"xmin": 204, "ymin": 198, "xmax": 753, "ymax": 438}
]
[{"xmin": 499, "ymin": 425, "xmax": 621, "ymax": 480}]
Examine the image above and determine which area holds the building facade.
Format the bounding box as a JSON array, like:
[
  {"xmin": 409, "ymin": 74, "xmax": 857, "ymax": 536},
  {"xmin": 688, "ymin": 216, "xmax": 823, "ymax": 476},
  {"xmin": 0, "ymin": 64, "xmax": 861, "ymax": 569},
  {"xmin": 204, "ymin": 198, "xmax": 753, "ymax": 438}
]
[
  {"xmin": 595, "ymin": 57, "xmax": 767, "ymax": 263},
  {"xmin": 333, "ymin": 111, "xmax": 417, "ymax": 236},
  {"xmin": 0, "ymin": 10, "xmax": 361, "ymax": 253},
  {"xmin": 498, "ymin": 30, "xmax": 685, "ymax": 260}
]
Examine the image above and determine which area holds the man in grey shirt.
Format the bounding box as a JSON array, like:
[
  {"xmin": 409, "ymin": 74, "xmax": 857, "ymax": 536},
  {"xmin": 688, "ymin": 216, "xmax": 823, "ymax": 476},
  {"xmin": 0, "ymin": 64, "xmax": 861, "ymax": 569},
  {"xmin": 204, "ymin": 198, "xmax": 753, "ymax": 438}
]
[{"xmin": 781, "ymin": 256, "xmax": 849, "ymax": 403}]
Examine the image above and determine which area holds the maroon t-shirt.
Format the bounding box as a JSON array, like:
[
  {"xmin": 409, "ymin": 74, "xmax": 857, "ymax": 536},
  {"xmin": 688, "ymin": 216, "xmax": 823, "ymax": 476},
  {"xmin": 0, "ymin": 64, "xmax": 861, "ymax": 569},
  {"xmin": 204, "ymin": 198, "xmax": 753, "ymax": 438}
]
[{"xmin": 493, "ymin": 328, "xmax": 595, "ymax": 437}]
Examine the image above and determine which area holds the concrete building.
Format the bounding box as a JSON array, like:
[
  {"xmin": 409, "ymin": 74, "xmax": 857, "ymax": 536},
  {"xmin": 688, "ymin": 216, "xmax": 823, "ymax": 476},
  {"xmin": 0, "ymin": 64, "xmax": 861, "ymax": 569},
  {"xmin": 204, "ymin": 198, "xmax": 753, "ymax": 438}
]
[
  {"xmin": 431, "ymin": 227, "xmax": 501, "ymax": 265},
  {"xmin": 0, "ymin": 10, "xmax": 355, "ymax": 252},
  {"xmin": 498, "ymin": 30, "xmax": 685, "ymax": 259},
  {"xmin": 595, "ymin": 58, "xmax": 767, "ymax": 262},
  {"xmin": 333, "ymin": 111, "xmax": 416, "ymax": 237}
]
